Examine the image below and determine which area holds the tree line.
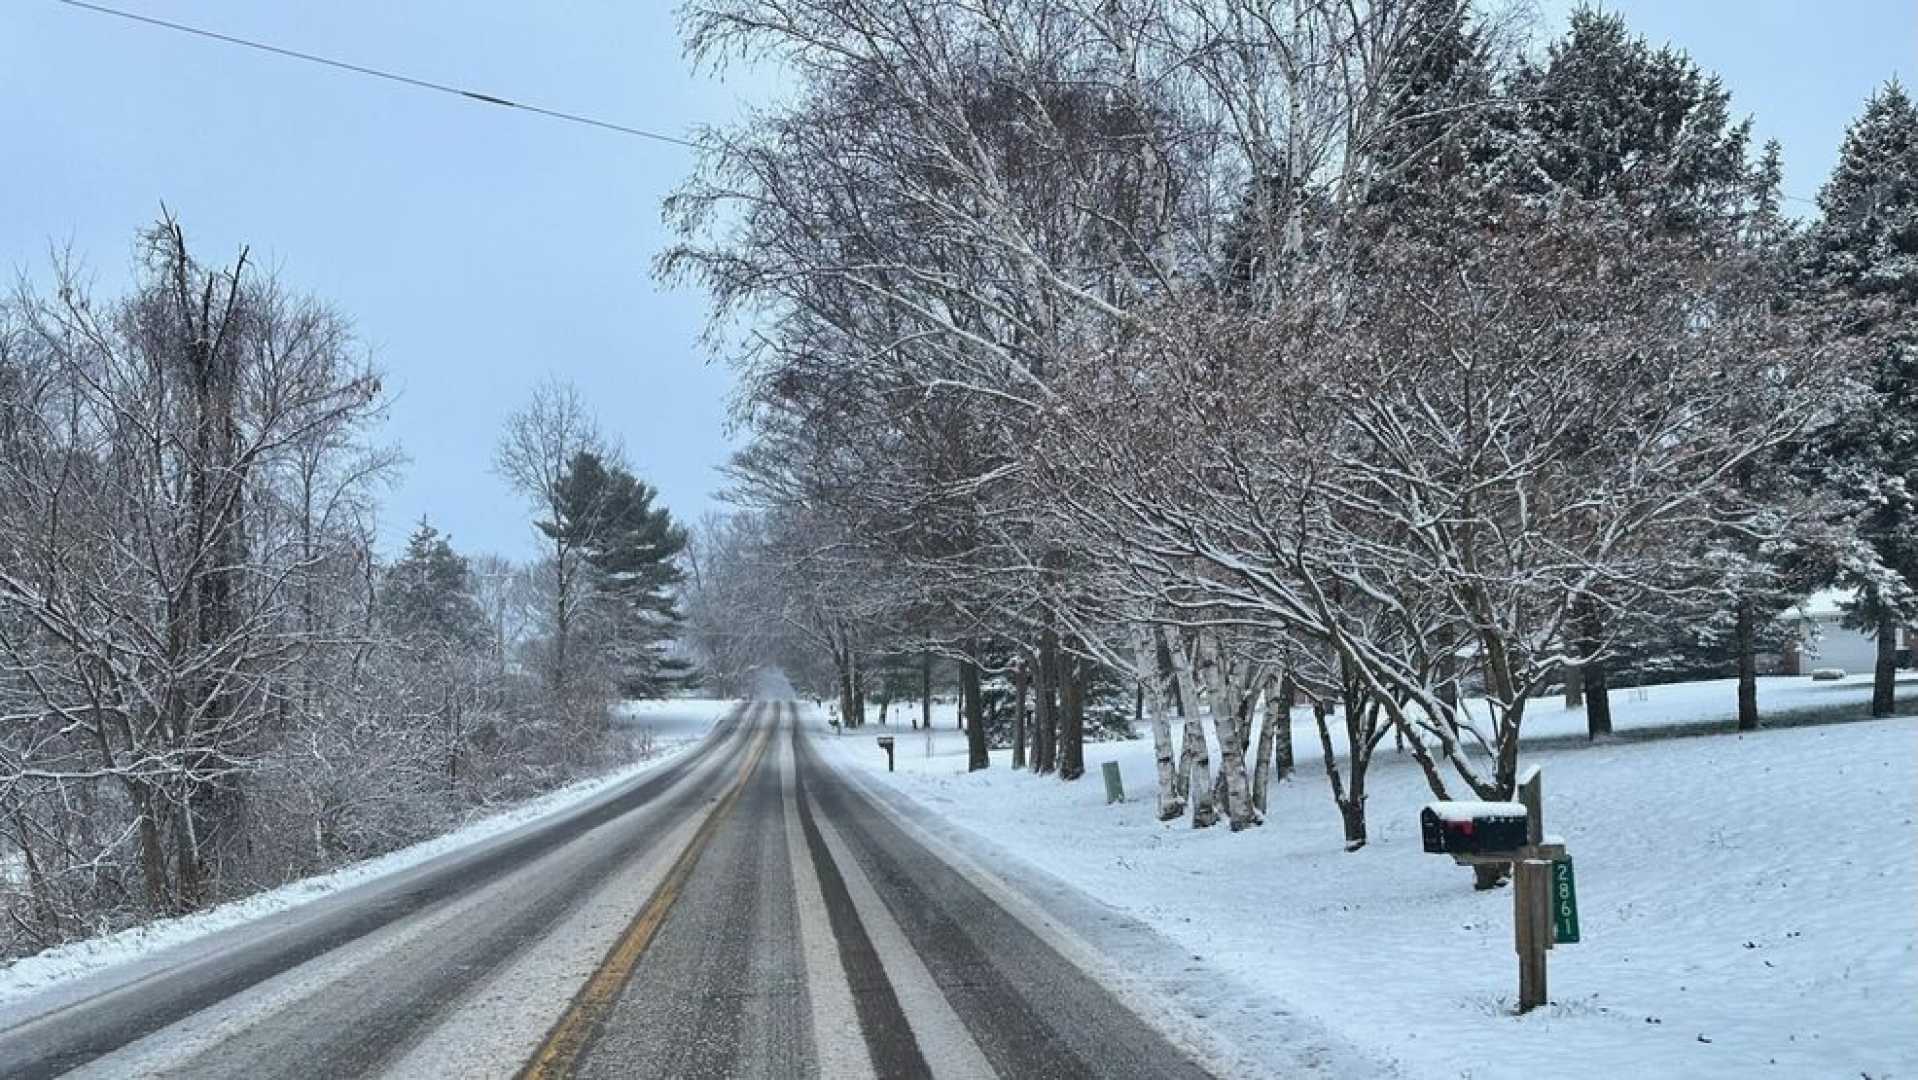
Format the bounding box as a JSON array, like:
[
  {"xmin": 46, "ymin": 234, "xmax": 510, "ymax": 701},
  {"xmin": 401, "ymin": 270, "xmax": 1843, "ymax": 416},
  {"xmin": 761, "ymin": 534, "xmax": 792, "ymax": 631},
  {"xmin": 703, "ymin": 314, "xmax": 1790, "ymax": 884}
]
[
  {"xmin": 669, "ymin": 0, "xmax": 1916, "ymax": 858},
  {"xmin": 0, "ymin": 226, "xmax": 688, "ymax": 955}
]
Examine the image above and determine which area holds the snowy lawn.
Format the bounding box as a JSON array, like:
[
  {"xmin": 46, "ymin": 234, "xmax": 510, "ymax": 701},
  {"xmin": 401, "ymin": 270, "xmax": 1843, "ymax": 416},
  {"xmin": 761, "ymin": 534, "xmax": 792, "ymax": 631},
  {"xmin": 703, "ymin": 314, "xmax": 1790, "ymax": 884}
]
[
  {"xmin": 0, "ymin": 697, "xmax": 740, "ymax": 1005},
  {"xmin": 821, "ymin": 675, "xmax": 1918, "ymax": 1079}
]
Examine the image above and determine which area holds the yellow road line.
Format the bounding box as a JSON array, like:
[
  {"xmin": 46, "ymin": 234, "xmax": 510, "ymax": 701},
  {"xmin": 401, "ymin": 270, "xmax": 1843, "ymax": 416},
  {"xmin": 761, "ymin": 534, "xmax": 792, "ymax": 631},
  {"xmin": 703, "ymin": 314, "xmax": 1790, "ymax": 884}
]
[{"xmin": 518, "ymin": 711, "xmax": 775, "ymax": 1080}]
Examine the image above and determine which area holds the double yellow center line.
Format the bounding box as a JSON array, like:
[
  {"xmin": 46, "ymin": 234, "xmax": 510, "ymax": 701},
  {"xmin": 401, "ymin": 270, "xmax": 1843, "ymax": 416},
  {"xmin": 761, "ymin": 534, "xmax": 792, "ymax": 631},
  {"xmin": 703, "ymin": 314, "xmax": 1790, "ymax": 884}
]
[{"xmin": 519, "ymin": 709, "xmax": 776, "ymax": 1079}]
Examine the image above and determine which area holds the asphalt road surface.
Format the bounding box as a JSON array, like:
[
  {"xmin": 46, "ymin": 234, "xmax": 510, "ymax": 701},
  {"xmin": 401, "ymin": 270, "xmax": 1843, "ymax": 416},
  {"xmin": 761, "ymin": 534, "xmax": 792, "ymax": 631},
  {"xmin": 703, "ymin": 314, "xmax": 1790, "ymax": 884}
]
[{"xmin": 0, "ymin": 702, "xmax": 1221, "ymax": 1078}]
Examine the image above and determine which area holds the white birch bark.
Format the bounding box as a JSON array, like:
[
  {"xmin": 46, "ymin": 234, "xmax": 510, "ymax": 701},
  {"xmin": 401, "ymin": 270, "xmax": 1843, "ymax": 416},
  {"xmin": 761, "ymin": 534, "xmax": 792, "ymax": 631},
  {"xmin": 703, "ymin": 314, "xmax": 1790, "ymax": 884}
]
[
  {"xmin": 1131, "ymin": 624, "xmax": 1184, "ymax": 822},
  {"xmin": 1166, "ymin": 632, "xmax": 1216, "ymax": 828},
  {"xmin": 1197, "ymin": 632, "xmax": 1257, "ymax": 830},
  {"xmin": 1251, "ymin": 676, "xmax": 1277, "ymax": 813}
]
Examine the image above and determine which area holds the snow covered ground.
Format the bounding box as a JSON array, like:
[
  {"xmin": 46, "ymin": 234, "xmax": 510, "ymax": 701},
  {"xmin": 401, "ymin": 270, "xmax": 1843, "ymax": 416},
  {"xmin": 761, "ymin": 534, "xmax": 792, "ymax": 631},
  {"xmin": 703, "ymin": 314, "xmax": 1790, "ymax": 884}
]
[
  {"xmin": 616, "ymin": 695, "xmax": 744, "ymax": 740},
  {"xmin": 0, "ymin": 697, "xmax": 739, "ymax": 1005},
  {"xmin": 819, "ymin": 674, "xmax": 1918, "ymax": 1079}
]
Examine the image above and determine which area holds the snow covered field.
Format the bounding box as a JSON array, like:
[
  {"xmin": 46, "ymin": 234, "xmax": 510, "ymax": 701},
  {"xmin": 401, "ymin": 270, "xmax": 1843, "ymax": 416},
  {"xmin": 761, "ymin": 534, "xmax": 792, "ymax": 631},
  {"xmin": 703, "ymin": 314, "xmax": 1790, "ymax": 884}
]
[
  {"xmin": 616, "ymin": 695, "xmax": 744, "ymax": 741},
  {"xmin": 820, "ymin": 675, "xmax": 1918, "ymax": 1079},
  {"xmin": 0, "ymin": 697, "xmax": 739, "ymax": 1004}
]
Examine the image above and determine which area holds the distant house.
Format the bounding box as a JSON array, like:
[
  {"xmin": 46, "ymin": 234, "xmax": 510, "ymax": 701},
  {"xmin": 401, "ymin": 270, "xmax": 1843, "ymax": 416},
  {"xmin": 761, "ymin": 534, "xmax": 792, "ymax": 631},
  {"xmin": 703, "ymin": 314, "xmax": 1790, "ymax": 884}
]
[{"xmin": 1777, "ymin": 588, "xmax": 1917, "ymax": 675}]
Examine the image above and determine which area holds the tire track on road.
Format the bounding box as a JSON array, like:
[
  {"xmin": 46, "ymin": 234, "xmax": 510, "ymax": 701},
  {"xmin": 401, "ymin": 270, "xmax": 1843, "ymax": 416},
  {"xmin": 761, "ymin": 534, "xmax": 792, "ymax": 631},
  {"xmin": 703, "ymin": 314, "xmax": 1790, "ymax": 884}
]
[
  {"xmin": 520, "ymin": 711, "xmax": 777, "ymax": 1079},
  {"xmin": 794, "ymin": 719, "xmax": 1214, "ymax": 1080}
]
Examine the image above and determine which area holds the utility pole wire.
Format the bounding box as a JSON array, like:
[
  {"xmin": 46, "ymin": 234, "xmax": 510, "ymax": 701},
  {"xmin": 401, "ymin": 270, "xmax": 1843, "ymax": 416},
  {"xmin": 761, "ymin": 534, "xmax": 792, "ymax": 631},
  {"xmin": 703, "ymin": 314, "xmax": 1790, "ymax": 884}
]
[{"xmin": 49, "ymin": 0, "xmax": 700, "ymax": 148}]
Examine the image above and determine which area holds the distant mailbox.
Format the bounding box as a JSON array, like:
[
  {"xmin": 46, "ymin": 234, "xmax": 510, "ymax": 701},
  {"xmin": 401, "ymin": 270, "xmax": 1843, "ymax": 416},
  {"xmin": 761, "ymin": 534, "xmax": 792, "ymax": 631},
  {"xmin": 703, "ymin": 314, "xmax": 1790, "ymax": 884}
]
[
  {"xmin": 1420, "ymin": 801, "xmax": 1528, "ymax": 857},
  {"xmin": 876, "ymin": 736, "xmax": 896, "ymax": 772}
]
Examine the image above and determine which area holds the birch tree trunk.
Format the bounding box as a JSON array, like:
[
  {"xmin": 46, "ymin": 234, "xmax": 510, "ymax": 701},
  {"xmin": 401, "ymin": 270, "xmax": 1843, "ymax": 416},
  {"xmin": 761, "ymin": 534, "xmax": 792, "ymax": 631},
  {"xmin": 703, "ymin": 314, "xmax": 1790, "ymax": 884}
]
[
  {"xmin": 1275, "ymin": 673, "xmax": 1296, "ymax": 780},
  {"xmin": 1132, "ymin": 626, "xmax": 1184, "ymax": 821},
  {"xmin": 1159, "ymin": 633, "xmax": 1190, "ymax": 800},
  {"xmin": 1251, "ymin": 677, "xmax": 1277, "ymax": 812},
  {"xmin": 1198, "ymin": 634, "xmax": 1255, "ymax": 829},
  {"xmin": 1168, "ymin": 635, "xmax": 1216, "ymax": 828}
]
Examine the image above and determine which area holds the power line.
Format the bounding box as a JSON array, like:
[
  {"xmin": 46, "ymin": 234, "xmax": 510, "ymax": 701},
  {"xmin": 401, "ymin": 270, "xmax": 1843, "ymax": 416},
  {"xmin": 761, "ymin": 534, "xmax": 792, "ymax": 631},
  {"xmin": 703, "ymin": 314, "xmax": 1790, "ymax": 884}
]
[{"xmin": 49, "ymin": 0, "xmax": 699, "ymax": 148}]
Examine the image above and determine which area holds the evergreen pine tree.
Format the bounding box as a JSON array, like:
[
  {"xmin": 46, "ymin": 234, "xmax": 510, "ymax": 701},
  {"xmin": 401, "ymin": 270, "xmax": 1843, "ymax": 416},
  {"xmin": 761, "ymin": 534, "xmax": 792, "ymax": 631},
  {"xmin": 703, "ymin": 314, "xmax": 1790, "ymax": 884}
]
[
  {"xmin": 380, "ymin": 519, "xmax": 489, "ymax": 789},
  {"xmin": 1360, "ymin": 0, "xmax": 1500, "ymax": 232},
  {"xmin": 1802, "ymin": 80, "xmax": 1918, "ymax": 716},
  {"xmin": 548, "ymin": 452, "xmax": 691, "ymax": 699},
  {"xmin": 381, "ymin": 519, "xmax": 487, "ymax": 652},
  {"xmin": 1510, "ymin": 8, "xmax": 1752, "ymax": 237}
]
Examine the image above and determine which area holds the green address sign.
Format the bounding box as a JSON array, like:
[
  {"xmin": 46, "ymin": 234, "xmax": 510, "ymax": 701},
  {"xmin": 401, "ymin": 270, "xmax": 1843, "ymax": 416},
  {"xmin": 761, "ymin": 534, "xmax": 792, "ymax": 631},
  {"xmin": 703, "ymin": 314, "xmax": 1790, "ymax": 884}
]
[{"xmin": 1553, "ymin": 857, "xmax": 1581, "ymax": 944}]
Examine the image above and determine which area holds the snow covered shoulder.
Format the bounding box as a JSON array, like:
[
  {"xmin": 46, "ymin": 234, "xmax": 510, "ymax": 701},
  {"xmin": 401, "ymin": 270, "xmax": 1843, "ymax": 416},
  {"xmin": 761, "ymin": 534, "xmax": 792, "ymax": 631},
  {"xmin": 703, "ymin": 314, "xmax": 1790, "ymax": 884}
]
[
  {"xmin": 812, "ymin": 683, "xmax": 1918, "ymax": 1080},
  {"xmin": 0, "ymin": 698, "xmax": 737, "ymax": 1007}
]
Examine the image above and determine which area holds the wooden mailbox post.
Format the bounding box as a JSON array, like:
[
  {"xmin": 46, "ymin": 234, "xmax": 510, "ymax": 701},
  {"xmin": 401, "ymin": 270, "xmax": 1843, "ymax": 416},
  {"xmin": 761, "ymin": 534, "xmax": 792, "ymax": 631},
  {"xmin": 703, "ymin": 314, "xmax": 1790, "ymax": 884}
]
[
  {"xmin": 1512, "ymin": 767, "xmax": 1557, "ymax": 1011},
  {"xmin": 1420, "ymin": 765, "xmax": 1576, "ymax": 1014}
]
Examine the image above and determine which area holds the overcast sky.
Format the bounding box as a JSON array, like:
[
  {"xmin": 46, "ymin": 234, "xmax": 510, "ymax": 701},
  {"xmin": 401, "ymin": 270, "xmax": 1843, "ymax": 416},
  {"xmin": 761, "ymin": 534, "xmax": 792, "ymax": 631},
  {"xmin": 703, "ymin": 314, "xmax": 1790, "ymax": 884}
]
[{"xmin": 4, "ymin": 1, "xmax": 1913, "ymax": 561}]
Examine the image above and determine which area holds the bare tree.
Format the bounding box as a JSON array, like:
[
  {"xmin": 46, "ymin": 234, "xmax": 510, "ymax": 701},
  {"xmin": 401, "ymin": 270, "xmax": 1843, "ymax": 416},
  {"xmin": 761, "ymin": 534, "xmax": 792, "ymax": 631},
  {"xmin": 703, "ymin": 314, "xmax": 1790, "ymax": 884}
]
[
  {"xmin": 0, "ymin": 217, "xmax": 383, "ymax": 922},
  {"xmin": 493, "ymin": 376, "xmax": 607, "ymax": 705}
]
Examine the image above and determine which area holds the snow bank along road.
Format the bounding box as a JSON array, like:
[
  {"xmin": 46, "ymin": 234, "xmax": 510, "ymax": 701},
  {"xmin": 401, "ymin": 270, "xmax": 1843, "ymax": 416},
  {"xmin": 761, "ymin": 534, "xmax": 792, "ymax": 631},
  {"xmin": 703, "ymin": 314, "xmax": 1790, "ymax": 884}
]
[{"xmin": 0, "ymin": 702, "xmax": 1241, "ymax": 1079}]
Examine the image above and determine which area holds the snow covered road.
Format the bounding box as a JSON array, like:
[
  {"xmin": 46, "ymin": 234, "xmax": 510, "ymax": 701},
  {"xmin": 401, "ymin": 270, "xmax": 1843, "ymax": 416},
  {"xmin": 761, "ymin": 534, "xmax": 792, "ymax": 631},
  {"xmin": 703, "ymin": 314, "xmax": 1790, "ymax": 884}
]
[{"xmin": 0, "ymin": 702, "xmax": 1311, "ymax": 1078}]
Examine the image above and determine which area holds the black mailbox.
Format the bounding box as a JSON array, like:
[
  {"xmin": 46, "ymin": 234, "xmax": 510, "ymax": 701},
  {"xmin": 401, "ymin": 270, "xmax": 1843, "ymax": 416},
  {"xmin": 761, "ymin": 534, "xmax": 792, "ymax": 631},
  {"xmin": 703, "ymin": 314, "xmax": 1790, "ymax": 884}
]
[{"xmin": 1420, "ymin": 801, "xmax": 1528, "ymax": 856}]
